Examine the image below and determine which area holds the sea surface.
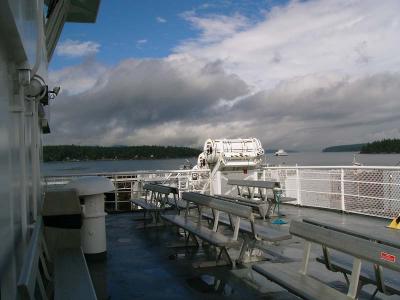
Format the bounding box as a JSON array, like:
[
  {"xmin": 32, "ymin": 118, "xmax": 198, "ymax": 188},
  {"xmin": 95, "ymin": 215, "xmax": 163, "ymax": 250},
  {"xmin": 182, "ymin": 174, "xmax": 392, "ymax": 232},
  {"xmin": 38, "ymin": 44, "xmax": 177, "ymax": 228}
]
[{"xmin": 43, "ymin": 152, "xmax": 400, "ymax": 176}]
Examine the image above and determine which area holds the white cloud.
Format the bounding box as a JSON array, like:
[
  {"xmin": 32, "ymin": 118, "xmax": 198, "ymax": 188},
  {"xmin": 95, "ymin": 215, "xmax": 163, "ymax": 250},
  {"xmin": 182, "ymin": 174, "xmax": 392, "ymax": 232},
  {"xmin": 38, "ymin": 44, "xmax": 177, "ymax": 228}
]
[
  {"xmin": 180, "ymin": 11, "xmax": 250, "ymax": 44},
  {"xmin": 176, "ymin": 0, "xmax": 400, "ymax": 90},
  {"xmin": 56, "ymin": 39, "xmax": 100, "ymax": 57},
  {"xmin": 136, "ymin": 39, "xmax": 148, "ymax": 48},
  {"xmin": 49, "ymin": 59, "xmax": 106, "ymax": 95},
  {"xmin": 48, "ymin": 0, "xmax": 400, "ymax": 150},
  {"xmin": 156, "ymin": 16, "xmax": 167, "ymax": 23}
]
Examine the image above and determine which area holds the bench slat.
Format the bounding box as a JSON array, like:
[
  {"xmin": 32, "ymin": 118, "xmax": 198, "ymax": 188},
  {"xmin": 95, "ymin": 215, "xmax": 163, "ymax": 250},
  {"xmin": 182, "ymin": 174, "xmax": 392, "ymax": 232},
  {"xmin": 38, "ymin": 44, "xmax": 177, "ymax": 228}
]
[
  {"xmin": 54, "ymin": 248, "xmax": 97, "ymax": 300},
  {"xmin": 143, "ymin": 184, "xmax": 178, "ymax": 194},
  {"xmin": 162, "ymin": 215, "xmax": 239, "ymax": 247},
  {"xmin": 215, "ymin": 194, "xmax": 265, "ymax": 206},
  {"xmin": 202, "ymin": 212, "xmax": 291, "ymax": 242},
  {"xmin": 130, "ymin": 199, "xmax": 161, "ymax": 211},
  {"xmin": 227, "ymin": 179, "xmax": 279, "ymax": 189},
  {"xmin": 252, "ymin": 262, "xmax": 352, "ymax": 300},
  {"xmin": 165, "ymin": 198, "xmax": 195, "ymax": 210},
  {"xmin": 291, "ymin": 220, "xmax": 400, "ymax": 272},
  {"xmin": 182, "ymin": 192, "xmax": 253, "ymax": 219},
  {"xmin": 317, "ymin": 253, "xmax": 400, "ymax": 295},
  {"xmin": 303, "ymin": 218, "xmax": 400, "ymax": 249}
]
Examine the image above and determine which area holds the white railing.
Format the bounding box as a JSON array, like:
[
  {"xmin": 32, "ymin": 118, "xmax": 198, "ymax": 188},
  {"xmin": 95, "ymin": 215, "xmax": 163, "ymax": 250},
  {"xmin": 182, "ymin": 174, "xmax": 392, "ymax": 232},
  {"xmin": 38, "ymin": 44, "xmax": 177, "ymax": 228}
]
[
  {"xmin": 44, "ymin": 165, "xmax": 400, "ymax": 219},
  {"xmin": 44, "ymin": 169, "xmax": 211, "ymax": 211},
  {"xmin": 261, "ymin": 166, "xmax": 400, "ymax": 219}
]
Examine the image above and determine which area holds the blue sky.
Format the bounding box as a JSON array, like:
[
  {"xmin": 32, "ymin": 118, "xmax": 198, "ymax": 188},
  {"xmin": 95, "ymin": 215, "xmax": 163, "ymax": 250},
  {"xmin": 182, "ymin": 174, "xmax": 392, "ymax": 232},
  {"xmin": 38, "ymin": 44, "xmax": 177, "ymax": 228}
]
[
  {"xmin": 51, "ymin": 0, "xmax": 289, "ymax": 69},
  {"xmin": 48, "ymin": 0, "xmax": 400, "ymax": 149}
]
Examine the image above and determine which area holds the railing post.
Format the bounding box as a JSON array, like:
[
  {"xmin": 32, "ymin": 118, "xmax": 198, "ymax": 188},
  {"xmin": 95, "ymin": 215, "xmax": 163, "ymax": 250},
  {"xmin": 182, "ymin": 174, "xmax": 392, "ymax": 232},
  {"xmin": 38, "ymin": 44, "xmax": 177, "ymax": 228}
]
[
  {"xmin": 114, "ymin": 175, "xmax": 118, "ymax": 211},
  {"xmin": 296, "ymin": 167, "xmax": 301, "ymax": 206},
  {"xmin": 130, "ymin": 180, "xmax": 134, "ymax": 200},
  {"xmin": 341, "ymin": 168, "xmax": 345, "ymax": 212}
]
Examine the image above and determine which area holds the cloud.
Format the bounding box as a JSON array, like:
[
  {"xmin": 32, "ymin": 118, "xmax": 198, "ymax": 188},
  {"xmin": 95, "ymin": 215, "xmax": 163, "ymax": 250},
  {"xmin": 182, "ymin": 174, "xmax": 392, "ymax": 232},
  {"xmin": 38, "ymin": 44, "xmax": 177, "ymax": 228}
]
[
  {"xmin": 56, "ymin": 39, "xmax": 100, "ymax": 57},
  {"xmin": 46, "ymin": 57, "xmax": 250, "ymax": 146},
  {"xmin": 180, "ymin": 11, "xmax": 250, "ymax": 44},
  {"xmin": 175, "ymin": 0, "xmax": 400, "ymax": 89},
  {"xmin": 136, "ymin": 39, "xmax": 148, "ymax": 49},
  {"xmin": 49, "ymin": 59, "xmax": 107, "ymax": 95},
  {"xmin": 48, "ymin": 0, "xmax": 400, "ymax": 151},
  {"xmin": 156, "ymin": 16, "xmax": 167, "ymax": 23}
]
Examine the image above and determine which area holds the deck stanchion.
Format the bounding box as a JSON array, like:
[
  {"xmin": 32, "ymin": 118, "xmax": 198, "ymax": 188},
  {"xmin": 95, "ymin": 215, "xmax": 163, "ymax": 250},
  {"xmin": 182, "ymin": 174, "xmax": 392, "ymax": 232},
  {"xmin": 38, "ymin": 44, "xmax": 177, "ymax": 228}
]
[
  {"xmin": 114, "ymin": 175, "xmax": 118, "ymax": 211},
  {"xmin": 296, "ymin": 167, "xmax": 301, "ymax": 206},
  {"xmin": 341, "ymin": 168, "xmax": 345, "ymax": 211}
]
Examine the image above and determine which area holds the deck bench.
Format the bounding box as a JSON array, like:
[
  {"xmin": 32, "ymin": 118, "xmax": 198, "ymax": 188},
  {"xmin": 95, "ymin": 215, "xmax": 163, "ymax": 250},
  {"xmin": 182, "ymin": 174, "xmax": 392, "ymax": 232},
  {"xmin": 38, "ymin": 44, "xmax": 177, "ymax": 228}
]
[
  {"xmin": 130, "ymin": 183, "xmax": 179, "ymax": 227},
  {"xmin": 17, "ymin": 218, "xmax": 96, "ymax": 300},
  {"xmin": 222, "ymin": 179, "xmax": 296, "ymax": 219},
  {"xmin": 162, "ymin": 192, "xmax": 257, "ymax": 266},
  {"xmin": 304, "ymin": 218, "xmax": 400, "ymax": 298},
  {"xmin": 54, "ymin": 248, "xmax": 97, "ymax": 300},
  {"xmin": 252, "ymin": 219, "xmax": 400, "ymax": 300},
  {"xmin": 202, "ymin": 211, "xmax": 291, "ymax": 242}
]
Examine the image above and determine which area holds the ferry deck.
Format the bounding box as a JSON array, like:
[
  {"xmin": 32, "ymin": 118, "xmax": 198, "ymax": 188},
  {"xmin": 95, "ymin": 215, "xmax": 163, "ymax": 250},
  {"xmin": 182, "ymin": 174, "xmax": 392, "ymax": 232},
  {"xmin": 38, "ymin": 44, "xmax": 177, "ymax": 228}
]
[{"xmin": 85, "ymin": 203, "xmax": 400, "ymax": 300}]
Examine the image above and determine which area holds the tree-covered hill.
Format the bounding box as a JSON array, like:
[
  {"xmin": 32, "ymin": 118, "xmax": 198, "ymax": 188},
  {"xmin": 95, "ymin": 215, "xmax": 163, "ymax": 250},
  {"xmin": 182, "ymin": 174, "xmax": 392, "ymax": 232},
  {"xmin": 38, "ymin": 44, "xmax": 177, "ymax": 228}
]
[
  {"xmin": 44, "ymin": 145, "xmax": 202, "ymax": 162},
  {"xmin": 360, "ymin": 139, "xmax": 400, "ymax": 154},
  {"xmin": 322, "ymin": 143, "xmax": 366, "ymax": 152}
]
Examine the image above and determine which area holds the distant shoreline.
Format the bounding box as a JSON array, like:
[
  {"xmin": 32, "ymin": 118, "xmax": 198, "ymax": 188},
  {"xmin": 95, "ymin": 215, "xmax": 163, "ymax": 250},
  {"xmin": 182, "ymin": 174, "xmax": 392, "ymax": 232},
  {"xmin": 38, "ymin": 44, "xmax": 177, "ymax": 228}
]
[
  {"xmin": 323, "ymin": 139, "xmax": 400, "ymax": 154},
  {"xmin": 44, "ymin": 157, "xmax": 198, "ymax": 163},
  {"xmin": 43, "ymin": 145, "xmax": 202, "ymax": 162}
]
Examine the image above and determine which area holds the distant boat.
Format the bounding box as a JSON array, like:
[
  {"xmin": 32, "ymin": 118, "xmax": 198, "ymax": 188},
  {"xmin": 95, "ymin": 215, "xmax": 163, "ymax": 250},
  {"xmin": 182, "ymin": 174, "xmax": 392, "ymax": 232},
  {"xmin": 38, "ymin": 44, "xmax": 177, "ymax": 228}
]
[
  {"xmin": 275, "ymin": 149, "xmax": 288, "ymax": 156},
  {"xmin": 352, "ymin": 154, "xmax": 362, "ymax": 166}
]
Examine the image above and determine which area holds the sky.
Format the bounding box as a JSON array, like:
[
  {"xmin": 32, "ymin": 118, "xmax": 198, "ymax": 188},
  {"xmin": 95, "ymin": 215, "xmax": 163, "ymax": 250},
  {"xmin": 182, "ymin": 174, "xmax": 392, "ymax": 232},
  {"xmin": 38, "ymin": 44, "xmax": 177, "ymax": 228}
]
[{"xmin": 47, "ymin": 0, "xmax": 400, "ymax": 151}]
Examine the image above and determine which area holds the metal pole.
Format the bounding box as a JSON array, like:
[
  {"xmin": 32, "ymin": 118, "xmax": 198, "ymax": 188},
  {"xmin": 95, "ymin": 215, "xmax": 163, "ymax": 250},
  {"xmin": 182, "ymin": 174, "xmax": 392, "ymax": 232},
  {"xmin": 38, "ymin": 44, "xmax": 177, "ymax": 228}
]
[
  {"xmin": 296, "ymin": 167, "xmax": 301, "ymax": 206},
  {"xmin": 113, "ymin": 175, "xmax": 118, "ymax": 211},
  {"xmin": 341, "ymin": 168, "xmax": 345, "ymax": 212}
]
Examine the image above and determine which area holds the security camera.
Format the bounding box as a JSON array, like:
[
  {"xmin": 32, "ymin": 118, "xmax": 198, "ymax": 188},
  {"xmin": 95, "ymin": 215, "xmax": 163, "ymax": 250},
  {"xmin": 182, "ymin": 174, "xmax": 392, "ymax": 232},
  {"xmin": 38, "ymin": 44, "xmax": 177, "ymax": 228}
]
[
  {"xmin": 53, "ymin": 86, "xmax": 61, "ymax": 96},
  {"xmin": 48, "ymin": 86, "xmax": 61, "ymax": 102}
]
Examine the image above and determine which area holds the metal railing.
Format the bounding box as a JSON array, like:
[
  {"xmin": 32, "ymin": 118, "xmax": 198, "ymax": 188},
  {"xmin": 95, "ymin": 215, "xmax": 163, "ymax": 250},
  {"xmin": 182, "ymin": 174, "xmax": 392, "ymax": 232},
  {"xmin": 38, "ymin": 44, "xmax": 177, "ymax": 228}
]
[
  {"xmin": 44, "ymin": 169, "xmax": 211, "ymax": 211},
  {"xmin": 261, "ymin": 166, "xmax": 400, "ymax": 219},
  {"xmin": 44, "ymin": 165, "xmax": 400, "ymax": 219}
]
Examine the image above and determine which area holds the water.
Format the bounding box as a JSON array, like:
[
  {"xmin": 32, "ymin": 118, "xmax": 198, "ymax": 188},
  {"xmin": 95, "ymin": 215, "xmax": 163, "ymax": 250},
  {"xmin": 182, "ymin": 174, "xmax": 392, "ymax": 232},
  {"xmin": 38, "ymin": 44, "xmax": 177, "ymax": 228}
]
[
  {"xmin": 266, "ymin": 152, "xmax": 400, "ymax": 166},
  {"xmin": 43, "ymin": 152, "xmax": 400, "ymax": 176}
]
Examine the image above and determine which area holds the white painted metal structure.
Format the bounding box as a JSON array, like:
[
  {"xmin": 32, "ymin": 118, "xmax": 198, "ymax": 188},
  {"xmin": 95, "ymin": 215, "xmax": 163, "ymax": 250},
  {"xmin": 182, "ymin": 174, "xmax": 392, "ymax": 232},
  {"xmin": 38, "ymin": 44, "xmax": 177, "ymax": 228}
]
[
  {"xmin": 65, "ymin": 177, "xmax": 114, "ymax": 256},
  {"xmin": 45, "ymin": 169, "xmax": 211, "ymax": 210},
  {"xmin": 197, "ymin": 138, "xmax": 264, "ymax": 195},
  {"xmin": 260, "ymin": 165, "xmax": 400, "ymax": 219},
  {"xmin": 203, "ymin": 138, "xmax": 264, "ymax": 168},
  {"xmin": 0, "ymin": 1, "xmax": 100, "ymax": 298},
  {"xmin": 45, "ymin": 165, "xmax": 400, "ymax": 220}
]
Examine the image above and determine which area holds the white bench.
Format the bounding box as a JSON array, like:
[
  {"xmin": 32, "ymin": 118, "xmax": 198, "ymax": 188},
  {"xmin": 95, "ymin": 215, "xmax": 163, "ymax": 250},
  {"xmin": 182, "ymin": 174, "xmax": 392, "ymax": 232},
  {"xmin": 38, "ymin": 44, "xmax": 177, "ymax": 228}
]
[
  {"xmin": 304, "ymin": 218, "xmax": 400, "ymax": 298},
  {"xmin": 252, "ymin": 219, "xmax": 400, "ymax": 300},
  {"xmin": 130, "ymin": 183, "xmax": 179, "ymax": 227},
  {"xmin": 222, "ymin": 179, "xmax": 296, "ymax": 219},
  {"xmin": 17, "ymin": 218, "xmax": 96, "ymax": 300},
  {"xmin": 162, "ymin": 192, "xmax": 257, "ymax": 267}
]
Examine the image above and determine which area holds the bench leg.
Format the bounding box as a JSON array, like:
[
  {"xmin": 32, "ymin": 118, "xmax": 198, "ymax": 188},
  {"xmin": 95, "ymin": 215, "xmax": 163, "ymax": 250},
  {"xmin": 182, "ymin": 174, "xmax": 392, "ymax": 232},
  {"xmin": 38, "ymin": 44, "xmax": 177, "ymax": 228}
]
[
  {"xmin": 265, "ymin": 201, "xmax": 274, "ymax": 219},
  {"xmin": 186, "ymin": 232, "xmax": 199, "ymax": 247},
  {"xmin": 37, "ymin": 272, "xmax": 49, "ymax": 300},
  {"xmin": 370, "ymin": 287, "xmax": 378, "ymax": 299},
  {"xmin": 347, "ymin": 257, "xmax": 362, "ymax": 299},
  {"xmin": 237, "ymin": 237, "xmax": 250, "ymax": 264},
  {"xmin": 259, "ymin": 204, "xmax": 268, "ymax": 220},
  {"xmin": 216, "ymin": 247, "xmax": 232, "ymax": 266},
  {"xmin": 165, "ymin": 231, "xmax": 199, "ymax": 248},
  {"xmin": 343, "ymin": 272, "xmax": 350, "ymax": 286},
  {"xmin": 192, "ymin": 247, "xmax": 232, "ymax": 268},
  {"xmin": 237, "ymin": 238, "xmax": 260, "ymax": 265}
]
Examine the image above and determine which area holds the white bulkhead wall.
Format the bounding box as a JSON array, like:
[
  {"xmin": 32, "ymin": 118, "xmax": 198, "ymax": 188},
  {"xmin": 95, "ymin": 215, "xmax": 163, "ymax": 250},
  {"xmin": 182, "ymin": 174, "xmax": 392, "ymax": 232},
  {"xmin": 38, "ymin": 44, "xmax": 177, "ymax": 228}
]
[
  {"xmin": 0, "ymin": 0, "xmax": 45, "ymax": 297},
  {"xmin": 0, "ymin": 0, "xmax": 101, "ymax": 297}
]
